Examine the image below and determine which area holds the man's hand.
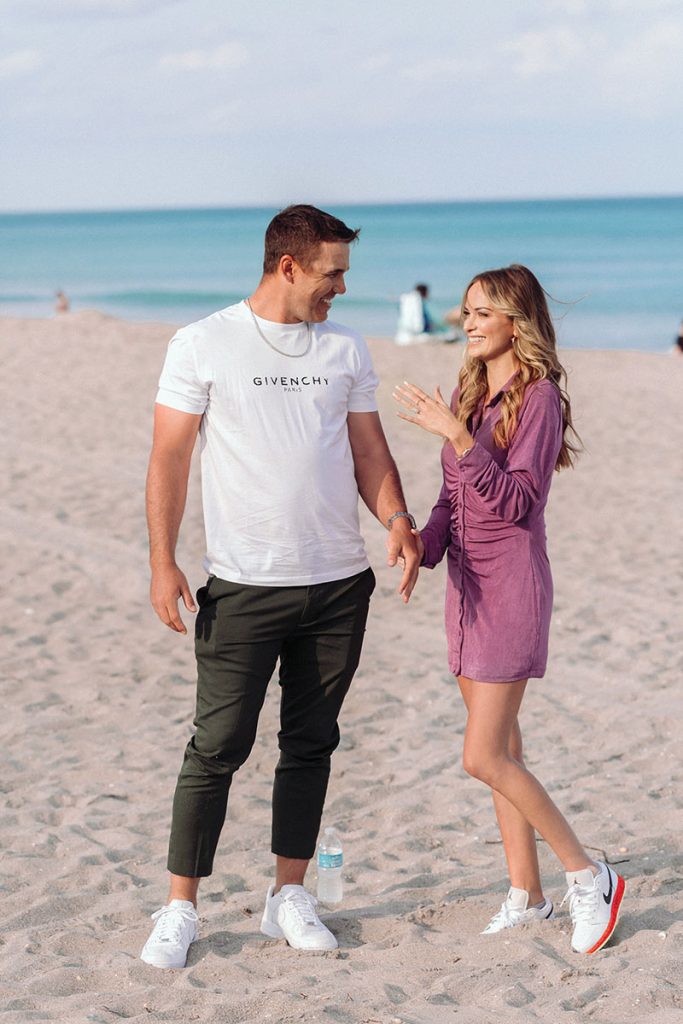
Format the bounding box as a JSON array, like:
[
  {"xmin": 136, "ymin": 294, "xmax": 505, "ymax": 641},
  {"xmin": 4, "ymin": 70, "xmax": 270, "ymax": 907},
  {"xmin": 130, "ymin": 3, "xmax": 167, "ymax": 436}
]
[
  {"xmin": 150, "ymin": 562, "xmax": 196, "ymax": 634},
  {"xmin": 386, "ymin": 520, "xmax": 421, "ymax": 603}
]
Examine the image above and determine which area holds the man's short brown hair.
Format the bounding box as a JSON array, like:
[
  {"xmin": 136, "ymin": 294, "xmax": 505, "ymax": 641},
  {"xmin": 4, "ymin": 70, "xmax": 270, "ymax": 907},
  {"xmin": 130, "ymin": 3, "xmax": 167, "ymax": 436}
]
[{"xmin": 263, "ymin": 204, "xmax": 360, "ymax": 274}]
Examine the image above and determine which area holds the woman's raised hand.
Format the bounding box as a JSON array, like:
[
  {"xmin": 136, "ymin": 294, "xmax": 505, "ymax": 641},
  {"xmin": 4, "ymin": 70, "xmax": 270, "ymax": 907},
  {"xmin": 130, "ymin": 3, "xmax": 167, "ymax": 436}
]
[{"xmin": 393, "ymin": 381, "xmax": 459, "ymax": 441}]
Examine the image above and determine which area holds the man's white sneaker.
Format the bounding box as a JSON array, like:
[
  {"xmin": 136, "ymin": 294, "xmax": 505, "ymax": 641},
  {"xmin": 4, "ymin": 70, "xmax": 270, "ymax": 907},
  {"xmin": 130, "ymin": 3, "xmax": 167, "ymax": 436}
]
[
  {"xmin": 260, "ymin": 884, "xmax": 338, "ymax": 951},
  {"xmin": 481, "ymin": 886, "xmax": 555, "ymax": 934},
  {"xmin": 140, "ymin": 899, "xmax": 199, "ymax": 968},
  {"xmin": 562, "ymin": 861, "xmax": 625, "ymax": 954}
]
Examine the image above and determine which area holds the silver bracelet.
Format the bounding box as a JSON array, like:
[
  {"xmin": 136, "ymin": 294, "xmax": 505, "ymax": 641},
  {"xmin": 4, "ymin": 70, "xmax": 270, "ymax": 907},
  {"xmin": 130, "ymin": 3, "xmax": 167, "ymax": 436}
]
[
  {"xmin": 456, "ymin": 446, "xmax": 473, "ymax": 461},
  {"xmin": 387, "ymin": 511, "xmax": 417, "ymax": 530}
]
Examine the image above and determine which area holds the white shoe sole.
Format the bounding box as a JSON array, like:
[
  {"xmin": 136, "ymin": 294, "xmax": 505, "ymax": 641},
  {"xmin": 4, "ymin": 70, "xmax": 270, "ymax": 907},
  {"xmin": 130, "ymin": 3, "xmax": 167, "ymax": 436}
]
[
  {"xmin": 260, "ymin": 911, "xmax": 337, "ymax": 950},
  {"xmin": 140, "ymin": 952, "xmax": 188, "ymax": 969}
]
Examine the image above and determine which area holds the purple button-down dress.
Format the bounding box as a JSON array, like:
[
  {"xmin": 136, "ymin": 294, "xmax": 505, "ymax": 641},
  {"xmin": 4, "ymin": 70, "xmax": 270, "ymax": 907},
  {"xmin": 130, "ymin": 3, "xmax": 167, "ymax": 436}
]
[{"xmin": 420, "ymin": 376, "xmax": 563, "ymax": 683}]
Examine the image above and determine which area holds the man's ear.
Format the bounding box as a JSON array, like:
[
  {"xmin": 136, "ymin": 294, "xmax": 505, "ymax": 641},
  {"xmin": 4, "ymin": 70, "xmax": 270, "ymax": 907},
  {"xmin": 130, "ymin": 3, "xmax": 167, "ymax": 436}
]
[{"xmin": 279, "ymin": 254, "xmax": 296, "ymax": 283}]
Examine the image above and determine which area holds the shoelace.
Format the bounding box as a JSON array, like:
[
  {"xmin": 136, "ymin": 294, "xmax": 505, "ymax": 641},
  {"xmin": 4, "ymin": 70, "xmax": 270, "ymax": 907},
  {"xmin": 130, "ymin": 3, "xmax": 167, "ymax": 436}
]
[
  {"xmin": 484, "ymin": 901, "xmax": 521, "ymax": 930},
  {"xmin": 150, "ymin": 905, "xmax": 197, "ymax": 943},
  {"xmin": 560, "ymin": 879, "xmax": 599, "ymax": 922},
  {"xmin": 281, "ymin": 889, "xmax": 320, "ymax": 928}
]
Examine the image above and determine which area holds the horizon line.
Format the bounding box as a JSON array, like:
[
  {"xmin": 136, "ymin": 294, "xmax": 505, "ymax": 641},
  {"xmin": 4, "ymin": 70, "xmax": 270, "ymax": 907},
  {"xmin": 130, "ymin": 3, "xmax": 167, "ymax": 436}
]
[{"xmin": 1, "ymin": 191, "xmax": 682, "ymax": 218}]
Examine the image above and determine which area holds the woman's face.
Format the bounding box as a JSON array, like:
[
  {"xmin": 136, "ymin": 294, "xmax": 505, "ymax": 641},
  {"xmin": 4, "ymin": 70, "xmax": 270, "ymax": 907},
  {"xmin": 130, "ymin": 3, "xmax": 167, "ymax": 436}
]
[{"xmin": 462, "ymin": 281, "xmax": 515, "ymax": 364}]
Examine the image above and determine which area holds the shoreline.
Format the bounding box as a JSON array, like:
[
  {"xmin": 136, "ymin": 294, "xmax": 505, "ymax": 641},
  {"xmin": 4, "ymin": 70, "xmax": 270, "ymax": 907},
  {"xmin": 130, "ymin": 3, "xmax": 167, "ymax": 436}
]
[{"xmin": 1, "ymin": 308, "xmax": 679, "ymax": 358}]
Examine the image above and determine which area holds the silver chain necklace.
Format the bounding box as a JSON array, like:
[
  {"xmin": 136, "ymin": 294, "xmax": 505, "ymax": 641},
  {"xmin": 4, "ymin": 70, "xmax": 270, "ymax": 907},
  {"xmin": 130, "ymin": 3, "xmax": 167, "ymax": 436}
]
[{"xmin": 245, "ymin": 298, "xmax": 313, "ymax": 358}]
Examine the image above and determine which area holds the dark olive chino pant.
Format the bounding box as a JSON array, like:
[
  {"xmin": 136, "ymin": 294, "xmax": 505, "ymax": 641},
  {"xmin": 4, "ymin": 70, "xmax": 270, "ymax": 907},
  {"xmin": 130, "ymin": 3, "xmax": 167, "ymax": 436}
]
[{"xmin": 167, "ymin": 568, "xmax": 375, "ymax": 878}]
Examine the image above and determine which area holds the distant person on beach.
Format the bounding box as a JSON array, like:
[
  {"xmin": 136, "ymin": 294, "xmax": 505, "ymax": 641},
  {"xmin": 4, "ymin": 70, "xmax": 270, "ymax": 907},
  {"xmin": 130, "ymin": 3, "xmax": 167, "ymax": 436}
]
[
  {"xmin": 393, "ymin": 264, "xmax": 625, "ymax": 955},
  {"xmin": 395, "ymin": 283, "xmax": 458, "ymax": 345},
  {"xmin": 395, "ymin": 282, "xmax": 434, "ymax": 344},
  {"xmin": 54, "ymin": 290, "xmax": 69, "ymax": 313},
  {"xmin": 415, "ymin": 283, "xmax": 434, "ymax": 332},
  {"xmin": 673, "ymin": 318, "xmax": 683, "ymax": 355},
  {"xmin": 141, "ymin": 204, "xmax": 420, "ymax": 968}
]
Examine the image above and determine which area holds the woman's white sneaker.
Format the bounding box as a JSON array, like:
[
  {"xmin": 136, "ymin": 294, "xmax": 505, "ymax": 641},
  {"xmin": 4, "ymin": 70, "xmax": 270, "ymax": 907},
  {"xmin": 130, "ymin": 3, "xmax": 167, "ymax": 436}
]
[
  {"xmin": 562, "ymin": 861, "xmax": 625, "ymax": 954},
  {"xmin": 260, "ymin": 884, "xmax": 338, "ymax": 950},
  {"xmin": 140, "ymin": 899, "xmax": 199, "ymax": 968},
  {"xmin": 481, "ymin": 887, "xmax": 555, "ymax": 934}
]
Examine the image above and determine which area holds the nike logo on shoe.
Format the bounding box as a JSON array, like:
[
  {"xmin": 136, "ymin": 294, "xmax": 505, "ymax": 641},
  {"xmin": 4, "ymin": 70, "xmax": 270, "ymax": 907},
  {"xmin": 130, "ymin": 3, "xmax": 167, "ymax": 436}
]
[{"xmin": 603, "ymin": 868, "xmax": 614, "ymax": 905}]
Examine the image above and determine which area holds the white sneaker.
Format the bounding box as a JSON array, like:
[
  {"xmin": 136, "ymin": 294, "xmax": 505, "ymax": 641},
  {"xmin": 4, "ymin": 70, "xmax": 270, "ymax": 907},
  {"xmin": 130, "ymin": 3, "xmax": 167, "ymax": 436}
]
[
  {"xmin": 140, "ymin": 899, "xmax": 199, "ymax": 968},
  {"xmin": 562, "ymin": 861, "xmax": 625, "ymax": 954},
  {"xmin": 260, "ymin": 884, "xmax": 338, "ymax": 951},
  {"xmin": 481, "ymin": 886, "xmax": 555, "ymax": 934}
]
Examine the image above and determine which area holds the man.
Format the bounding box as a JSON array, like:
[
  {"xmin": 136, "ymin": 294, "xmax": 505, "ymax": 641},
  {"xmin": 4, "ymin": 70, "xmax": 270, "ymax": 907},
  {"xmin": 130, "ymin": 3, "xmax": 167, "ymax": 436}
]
[
  {"xmin": 394, "ymin": 282, "xmax": 434, "ymax": 345},
  {"xmin": 395, "ymin": 283, "xmax": 459, "ymax": 346},
  {"xmin": 141, "ymin": 205, "xmax": 420, "ymax": 968}
]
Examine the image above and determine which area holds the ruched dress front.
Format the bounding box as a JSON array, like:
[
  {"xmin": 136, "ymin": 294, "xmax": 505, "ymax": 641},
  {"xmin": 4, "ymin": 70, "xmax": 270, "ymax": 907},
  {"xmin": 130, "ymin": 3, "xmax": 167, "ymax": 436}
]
[{"xmin": 420, "ymin": 376, "xmax": 563, "ymax": 683}]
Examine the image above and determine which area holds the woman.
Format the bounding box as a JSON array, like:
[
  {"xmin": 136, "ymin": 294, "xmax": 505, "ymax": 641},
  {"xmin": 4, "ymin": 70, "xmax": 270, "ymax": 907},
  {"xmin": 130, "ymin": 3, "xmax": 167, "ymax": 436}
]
[{"xmin": 393, "ymin": 265, "xmax": 624, "ymax": 954}]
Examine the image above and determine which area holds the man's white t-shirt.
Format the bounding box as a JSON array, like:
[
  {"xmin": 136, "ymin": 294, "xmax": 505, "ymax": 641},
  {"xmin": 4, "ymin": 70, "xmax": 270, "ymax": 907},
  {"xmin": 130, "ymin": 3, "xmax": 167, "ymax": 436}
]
[{"xmin": 156, "ymin": 300, "xmax": 379, "ymax": 586}]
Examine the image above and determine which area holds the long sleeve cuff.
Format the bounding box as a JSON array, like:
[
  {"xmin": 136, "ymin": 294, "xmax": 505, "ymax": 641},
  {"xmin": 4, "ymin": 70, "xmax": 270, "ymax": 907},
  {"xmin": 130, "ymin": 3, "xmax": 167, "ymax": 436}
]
[
  {"xmin": 420, "ymin": 525, "xmax": 449, "ymax": 569},
  {"xmin": 455, "ymin": 440, "xmax": 491, "ymax": 478}
]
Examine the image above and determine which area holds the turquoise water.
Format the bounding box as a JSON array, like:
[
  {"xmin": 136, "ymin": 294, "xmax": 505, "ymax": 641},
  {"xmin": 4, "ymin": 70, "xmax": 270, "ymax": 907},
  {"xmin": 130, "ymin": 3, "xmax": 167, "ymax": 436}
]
[{"xmin": 1, "ymin": 197, "xmax": 681, "ymax": 350}]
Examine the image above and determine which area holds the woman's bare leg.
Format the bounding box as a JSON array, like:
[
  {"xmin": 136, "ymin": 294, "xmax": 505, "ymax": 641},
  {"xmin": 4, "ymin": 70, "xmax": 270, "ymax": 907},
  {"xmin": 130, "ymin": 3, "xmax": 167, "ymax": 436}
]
[
  {"xmin": 460, "ymin": 678, "xmax": 543, "ymax": 901},
  {"xmin": 458, "ymin": 676, "xmax": 592, "ymax": 875}
]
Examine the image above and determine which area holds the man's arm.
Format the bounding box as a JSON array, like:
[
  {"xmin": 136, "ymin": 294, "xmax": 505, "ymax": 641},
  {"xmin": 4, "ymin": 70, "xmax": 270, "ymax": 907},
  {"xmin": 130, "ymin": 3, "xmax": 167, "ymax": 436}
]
[
  {"xmin": 146, "ymin": 403, "xmax": 203, "ymax": 633},
  {"xmin": 347, "ymin": 411, "xmax": 420, "ymax": 603}
]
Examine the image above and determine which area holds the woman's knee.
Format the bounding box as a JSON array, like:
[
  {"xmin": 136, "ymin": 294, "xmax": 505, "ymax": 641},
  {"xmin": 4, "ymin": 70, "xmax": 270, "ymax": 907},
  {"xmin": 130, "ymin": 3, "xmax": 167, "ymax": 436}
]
[{"xmin": 462, "ymin": 748, "xmax": 508, "ymax": 787}]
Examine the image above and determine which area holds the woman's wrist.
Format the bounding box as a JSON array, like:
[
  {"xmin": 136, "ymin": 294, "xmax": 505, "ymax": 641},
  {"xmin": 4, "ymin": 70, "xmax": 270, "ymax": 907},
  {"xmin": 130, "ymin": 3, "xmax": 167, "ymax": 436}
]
[{"xmin": 448, "ymin": 431, "xmax": 474, "ymax": 457}]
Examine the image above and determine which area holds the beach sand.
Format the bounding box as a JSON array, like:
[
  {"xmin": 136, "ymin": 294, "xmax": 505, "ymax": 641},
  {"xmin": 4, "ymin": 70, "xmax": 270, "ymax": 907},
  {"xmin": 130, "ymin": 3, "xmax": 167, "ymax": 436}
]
[{"xmin": 1, "ymin": 311, "xmax": 682, "ymax": 1023}]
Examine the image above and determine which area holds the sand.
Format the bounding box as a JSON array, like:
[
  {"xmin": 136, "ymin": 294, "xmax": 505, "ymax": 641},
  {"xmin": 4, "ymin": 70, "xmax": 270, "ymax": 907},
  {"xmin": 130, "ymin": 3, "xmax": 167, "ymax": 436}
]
[{"xmin": 1, "ymin": 310, "xmax": 682, "ymax": 1024}]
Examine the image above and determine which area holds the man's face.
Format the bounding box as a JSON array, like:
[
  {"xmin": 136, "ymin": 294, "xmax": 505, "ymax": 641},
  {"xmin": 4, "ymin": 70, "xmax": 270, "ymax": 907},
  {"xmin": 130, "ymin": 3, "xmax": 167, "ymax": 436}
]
[{"xmin": 290, "ymin": 241, "xmax": 350, "ymax": 323}]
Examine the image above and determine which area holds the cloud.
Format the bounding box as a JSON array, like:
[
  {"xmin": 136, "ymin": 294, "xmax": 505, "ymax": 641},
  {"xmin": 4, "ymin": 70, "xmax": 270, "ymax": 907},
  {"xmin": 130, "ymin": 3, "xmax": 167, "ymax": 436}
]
[
  {"xmin": 159, "ymin": 41, "xmax": 248, "ymax": 72},
  {"xmin": 607, "ymin": 0, "xmax": 678, "ymax": 10},
  {"xmin": 362, "ymin": 54, "xmax": 392, "ymax": 74},
  {"xmin": 546, "ymin": 0, "xmax": 677, "ymax": 12},
  {"xmin": 401, "ymin": 57, "xmax": 471, "ymax": 82},
  {"xmin": 557, "ymin": 0, "xmax": 587, "ymax": 10},
  {"xmin": 401, "ymin": 25, "xmax": 587, "ymax": 86},
  {"xmin": 0, "ymin": 48, "xmax": 43, "ymax": 79},
  {"xmin": 0, "ymin": 0, "xmax": 178, "ymax": 14},
  {"xmin": 502, "ymin": 27, "xmax": 583, "ymax": 77},
  {"xmin": 61, "ymin": 0, "xmax": 157, "ymax": 8},
  {"xmin": 197, "ymin": 101, "xmax": 245, "ymax": 133},
  {"xmin": 602, "ymin": 17, "xmax": 683, "ymax": 114}
]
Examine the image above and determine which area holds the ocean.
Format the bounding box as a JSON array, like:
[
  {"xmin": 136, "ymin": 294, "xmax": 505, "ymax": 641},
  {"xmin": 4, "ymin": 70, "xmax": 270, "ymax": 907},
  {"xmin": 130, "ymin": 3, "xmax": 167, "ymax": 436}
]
[{"xmin": 1, "ymin": 197, "xmax": 681, "ymax": 351}]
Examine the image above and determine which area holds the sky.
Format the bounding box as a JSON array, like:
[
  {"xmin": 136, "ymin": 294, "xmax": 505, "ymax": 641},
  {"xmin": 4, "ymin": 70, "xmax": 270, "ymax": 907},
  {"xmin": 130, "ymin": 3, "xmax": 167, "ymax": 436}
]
[{"xmin": 1, "ymin": 0, "xmax": 682, "ymax": 212}]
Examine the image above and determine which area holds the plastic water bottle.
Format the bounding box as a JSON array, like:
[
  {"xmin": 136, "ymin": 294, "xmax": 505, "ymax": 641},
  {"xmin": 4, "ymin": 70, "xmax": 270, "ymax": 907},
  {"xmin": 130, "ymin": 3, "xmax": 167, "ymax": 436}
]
[{"xmin": 317, "ymin": 826, "xmax": 343, "ymax": 905}]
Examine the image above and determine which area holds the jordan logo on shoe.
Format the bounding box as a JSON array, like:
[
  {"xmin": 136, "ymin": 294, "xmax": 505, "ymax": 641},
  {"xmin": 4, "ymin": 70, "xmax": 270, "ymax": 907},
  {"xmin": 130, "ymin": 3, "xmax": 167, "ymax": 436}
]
[{"xmin": 603, "ymin": 870, "xmax": 613, "ymax": 905}]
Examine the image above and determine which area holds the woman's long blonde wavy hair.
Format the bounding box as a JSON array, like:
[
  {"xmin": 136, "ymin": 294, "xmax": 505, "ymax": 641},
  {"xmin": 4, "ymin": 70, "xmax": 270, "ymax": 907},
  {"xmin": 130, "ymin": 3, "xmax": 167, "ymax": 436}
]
[{"xmin": 457, "ymin": 264, "xmax": 580, "ymax": 470}]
